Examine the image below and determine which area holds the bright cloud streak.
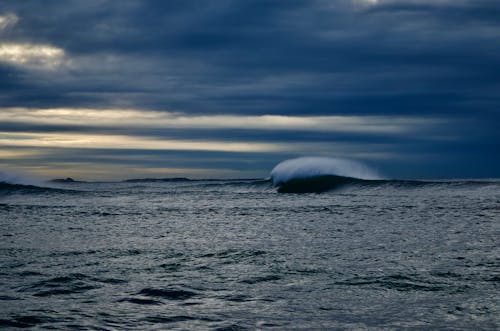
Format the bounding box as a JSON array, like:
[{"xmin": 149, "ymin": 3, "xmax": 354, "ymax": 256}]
[
  {"xmin": 0, "ymin": 108, "xmax": 438, "ymax": 134},
  {"xmin": 0, "ymin": 12, "xmax": 65, "ymax": 70},
  {"xmin": 0, "ymin": 132, "xmax": 284, "ymax": 153},
  {"xmin": 0, "ymin": 149, "xmax": 43, "ymax": 159},
  {"xmin": 0, "ymin": 43, "xmax": 65, "ymax": 69}
]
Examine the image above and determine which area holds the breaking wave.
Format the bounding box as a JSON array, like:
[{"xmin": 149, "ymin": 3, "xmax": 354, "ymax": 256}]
[
  {"xmin": 270, "ymin": 157, "xmax": 381, "ymax": 187},
  {"xmin": 269, "ymin": 157, "xmax": 498, "ymax": 193},
  {"xmin": 270, "ymin": 157, "xmax": 381, "ymax": 192}
]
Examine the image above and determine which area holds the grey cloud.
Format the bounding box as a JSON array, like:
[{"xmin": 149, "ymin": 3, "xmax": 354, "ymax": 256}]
[
  {"xmin": 0, "ymin": 0, "xmax": 499, "ymax": 177},
  {"xmin": 1, "ymin": 0, "xmax": 498, "ymax": 115}
]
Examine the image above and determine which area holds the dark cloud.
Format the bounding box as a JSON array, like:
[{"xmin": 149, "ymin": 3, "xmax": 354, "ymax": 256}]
[
  {"xmin": 0, "ymin": 0, "xmax": 499, "ymax": 178},
  {"xmin": 2, "ymin": 0, "xmax": 499, "ymax": 113}
]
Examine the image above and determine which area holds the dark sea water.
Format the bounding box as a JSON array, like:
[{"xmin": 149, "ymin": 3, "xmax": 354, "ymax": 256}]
[{"xmin": 0, "ymin": 178, "xmax": 499, "ymax": 330}]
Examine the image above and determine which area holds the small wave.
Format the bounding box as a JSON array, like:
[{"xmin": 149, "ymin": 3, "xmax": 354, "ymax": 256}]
[
  {"xmin": 142, "ymin": 315, "xmax": 197, "ymax": 323},
  {"xmin": 0, "ymin": 295, "xmax": 21, "ymax": 301},
  {"xmin": 219, "ymin": 294, "xmax": 252, "ymax": 302},
  {"xmin": 0, "ymin": 182, "xmax": 80, "ymax": 195},
  {"xmin": 214, "ymin": 324, "xmax": 249, "ymax": 331},
  {"xmin": 29, "ymin": 274, "xmax": 99, "ymax": 297},
  {"xmin": 199, "ymin": 249, "xmax": 267, "ymax": 260},
  {"xmin": 335, "ymin": 274, "xmax": 468, "ymax": 293},
  {"xmin": 33, "ymin": 286, "xmax": 98, "ymax": 297},
  {"xmin": 158, "ymin": 262, "xmax": 182, "ymax": 272},
  {"xmin": 138, "ymin": 287, "xmax": 198, "ymax": 300},
  {"xmin": 118, "ymin": 297, "xmax": 162, "ymax": 305},
  {"xmin": 240, "ymin": 274, "xmax": 282, "ymax": 284},
  {"xmin": 188, "ymin": 179, "xmax": 272, "ymax": 190},
  {"xmin": 16, "ymin": 270, "xmax": 44, "ymax": 277},
  {"xmin": 0, "ymin": 315, "xmax": 60, "ymax": 328},
  {"xmin": 20, "ymin": 273, "xmax": 126, "ymax": 297}
]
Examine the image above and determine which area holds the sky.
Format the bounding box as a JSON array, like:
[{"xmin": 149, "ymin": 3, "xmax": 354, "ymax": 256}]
[{"xmin": 0, "ymin": 0, "xmax": 499, "ymax": 180}]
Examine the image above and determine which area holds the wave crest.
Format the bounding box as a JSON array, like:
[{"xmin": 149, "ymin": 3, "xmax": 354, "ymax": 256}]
[{"xmin": 270, "ymin": 157, "xmax": 381, "ymax": 188}]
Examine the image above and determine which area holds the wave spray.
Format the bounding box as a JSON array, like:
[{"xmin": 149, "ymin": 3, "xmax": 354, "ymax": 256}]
[{"xmin": 270, "ymin": 157, "xmax": 381, "ymax": 187}]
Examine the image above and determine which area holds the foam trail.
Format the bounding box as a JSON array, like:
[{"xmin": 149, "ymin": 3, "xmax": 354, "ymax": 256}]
[{"xmin": 270, "ymin": 157, "xmax": 381, "ymax": 186}]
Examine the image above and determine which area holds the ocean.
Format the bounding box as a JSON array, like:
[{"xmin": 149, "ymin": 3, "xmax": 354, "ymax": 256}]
[{"xmin": 0, "ymin": 178, "xmax": 499, "ymax": 330}]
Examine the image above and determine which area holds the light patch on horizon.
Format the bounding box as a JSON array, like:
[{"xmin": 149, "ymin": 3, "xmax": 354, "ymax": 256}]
[
  {"xmin": 0, "ymin": 108, "xmax": 439, "ymax": 134},
  {"xmin": 1, "ymin": 163, "xmax": 257, "ymax": 181},
  {"xmin": 0, "ymin": 43, "xmax": 65, "ymax": 70},
  {"xmin": 0, "ymin": 132, "xmax": 285, "ymax": 153}
]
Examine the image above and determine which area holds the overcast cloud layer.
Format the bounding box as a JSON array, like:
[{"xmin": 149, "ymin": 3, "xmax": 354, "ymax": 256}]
[{"xmin": 0, "ymin": 0, "xmax": 499, "ymax": 179}]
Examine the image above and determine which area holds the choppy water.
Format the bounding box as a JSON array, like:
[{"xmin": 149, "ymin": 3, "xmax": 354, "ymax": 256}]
[{"xmin": 1, "ymin": 179, "xmax": 499, "ymax": 330}]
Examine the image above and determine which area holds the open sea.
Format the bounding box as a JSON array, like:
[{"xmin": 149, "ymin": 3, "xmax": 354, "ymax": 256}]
[{"xmin": 1, "ymin": 178, "xmax": 499, "ymax": 330}]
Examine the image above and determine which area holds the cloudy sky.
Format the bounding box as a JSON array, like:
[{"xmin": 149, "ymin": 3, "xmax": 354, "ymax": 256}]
[{"xmin": 0, "ymin": 0, "xmax": 499, "ymax": 180}]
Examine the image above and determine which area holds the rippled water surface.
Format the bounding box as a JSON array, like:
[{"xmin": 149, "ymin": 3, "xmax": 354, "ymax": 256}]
[{"xmin": 1, "ymin": 179, "xmax": 499, "ymax": 329}]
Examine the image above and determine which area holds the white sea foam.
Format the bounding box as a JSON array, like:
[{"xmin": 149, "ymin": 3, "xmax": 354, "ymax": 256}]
[{"xmin": 270, "ymin": 157, "xmax": 381, "ymax": 186}]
